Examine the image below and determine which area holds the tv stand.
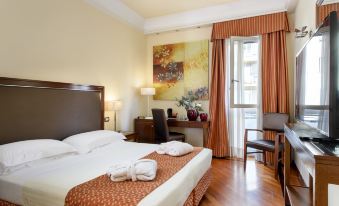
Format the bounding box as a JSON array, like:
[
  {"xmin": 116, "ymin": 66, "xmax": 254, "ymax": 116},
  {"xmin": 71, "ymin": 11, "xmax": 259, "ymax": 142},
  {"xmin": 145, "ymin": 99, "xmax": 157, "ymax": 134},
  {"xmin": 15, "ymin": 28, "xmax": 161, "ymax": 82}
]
[{"xmin": 284, "ymin": 122, "xmax": 339, "ymax": 206}]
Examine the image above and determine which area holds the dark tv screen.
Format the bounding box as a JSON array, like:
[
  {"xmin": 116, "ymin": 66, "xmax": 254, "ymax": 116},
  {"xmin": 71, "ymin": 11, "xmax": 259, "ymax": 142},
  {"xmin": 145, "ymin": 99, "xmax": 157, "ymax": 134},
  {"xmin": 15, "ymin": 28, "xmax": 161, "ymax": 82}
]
[{"xmin": 295, "ymin": 23, "xmax": 330, "ymax": 135}]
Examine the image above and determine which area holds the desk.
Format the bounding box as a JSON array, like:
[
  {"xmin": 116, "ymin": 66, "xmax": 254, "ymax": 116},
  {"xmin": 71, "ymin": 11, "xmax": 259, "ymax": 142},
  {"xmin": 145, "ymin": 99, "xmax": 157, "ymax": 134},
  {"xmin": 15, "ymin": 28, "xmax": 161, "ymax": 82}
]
[
  {"xmin": 284, "ymin": 123, "xmax": 339, "ymax": 206},
  {"xmin": 134, "ymin": 119, "xmax": 210, "ymax": 146}
]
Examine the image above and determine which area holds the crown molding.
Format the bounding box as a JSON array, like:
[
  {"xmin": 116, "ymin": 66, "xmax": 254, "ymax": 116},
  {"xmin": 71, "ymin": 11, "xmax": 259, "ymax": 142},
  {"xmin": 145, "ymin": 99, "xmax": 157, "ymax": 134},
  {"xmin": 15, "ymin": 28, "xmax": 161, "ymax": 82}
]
[
  {"xmin": 144, "ymin": 0, "xmax": 288, "ymax": 34},
  {"xmin": 286, "ymin": 0, "xmax": 298, "ymax": 12},
  {"xmin": 85, "ymin": 0, "xmax": 144, "ymax": 30},
  {"xmin": 86, "ymin": 0, "xmax": 291, "ymax": 34}
]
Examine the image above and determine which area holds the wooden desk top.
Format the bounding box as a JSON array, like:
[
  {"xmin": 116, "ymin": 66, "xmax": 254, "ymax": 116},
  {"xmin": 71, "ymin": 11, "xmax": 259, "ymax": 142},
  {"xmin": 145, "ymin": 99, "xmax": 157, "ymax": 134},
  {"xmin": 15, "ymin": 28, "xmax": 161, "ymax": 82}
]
[
  {"xmin": 167, "ymin": 119, "xmax": 210, "ymax": 128},
  {"xmin": 135, "ymin": 118, "xmax": 210, "ymax": 129},
  {"xmin": 285, "ymin": 122, "xmax": 339, "ymax": 166}
]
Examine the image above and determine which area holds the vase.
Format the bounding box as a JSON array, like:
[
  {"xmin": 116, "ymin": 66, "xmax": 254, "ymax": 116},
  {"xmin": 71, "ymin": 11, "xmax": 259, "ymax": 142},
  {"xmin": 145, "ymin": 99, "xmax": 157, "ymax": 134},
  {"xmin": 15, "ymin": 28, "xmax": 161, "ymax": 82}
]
[
  {"xmin": 187, "ymin": 109, "xmax": 198, "ymax": 121},
  {"xmin": 199, "ymin": 113, "xmax": 208, "ymax": 121}
]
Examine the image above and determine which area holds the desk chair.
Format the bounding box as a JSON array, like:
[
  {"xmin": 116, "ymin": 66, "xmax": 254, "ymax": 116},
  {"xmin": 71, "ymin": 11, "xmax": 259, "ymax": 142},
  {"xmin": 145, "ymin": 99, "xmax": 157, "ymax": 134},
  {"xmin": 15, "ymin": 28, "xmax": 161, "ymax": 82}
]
[
  {"xmin": 244, "ymin": 113, "xmax": 289, "ymax": 179},
  {"xmin": 152, "ymin": 109, "xmax": 185, "ymax": 144}
]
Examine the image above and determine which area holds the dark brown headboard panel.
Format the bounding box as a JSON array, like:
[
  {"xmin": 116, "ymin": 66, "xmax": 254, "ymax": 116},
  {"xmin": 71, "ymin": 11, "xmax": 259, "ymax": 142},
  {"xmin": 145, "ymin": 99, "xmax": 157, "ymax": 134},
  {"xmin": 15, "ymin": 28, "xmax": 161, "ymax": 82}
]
[{"xmin": 0, "ymin": 77, "xmax": 104, "ymax": 145}]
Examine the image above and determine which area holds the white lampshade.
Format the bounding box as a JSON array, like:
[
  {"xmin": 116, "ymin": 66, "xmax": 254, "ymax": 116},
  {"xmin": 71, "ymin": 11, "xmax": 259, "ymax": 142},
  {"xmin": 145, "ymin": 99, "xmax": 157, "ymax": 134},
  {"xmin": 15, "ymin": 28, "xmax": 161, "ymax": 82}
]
[
  {"xmin": 105, "ymin": 100, "xmax": 122, "ymax": 111},
  {"xmin": 140, "ymin": 88, "xmax": 155, "ymax": 96}
]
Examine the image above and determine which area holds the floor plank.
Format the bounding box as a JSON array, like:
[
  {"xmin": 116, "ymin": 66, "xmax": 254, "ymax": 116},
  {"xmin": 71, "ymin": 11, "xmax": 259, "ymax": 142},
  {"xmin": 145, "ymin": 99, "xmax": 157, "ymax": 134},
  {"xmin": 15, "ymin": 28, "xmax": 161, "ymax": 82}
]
[{"xmin": 200, "ymin": 158, "xmax": 285, "ymax": 206}]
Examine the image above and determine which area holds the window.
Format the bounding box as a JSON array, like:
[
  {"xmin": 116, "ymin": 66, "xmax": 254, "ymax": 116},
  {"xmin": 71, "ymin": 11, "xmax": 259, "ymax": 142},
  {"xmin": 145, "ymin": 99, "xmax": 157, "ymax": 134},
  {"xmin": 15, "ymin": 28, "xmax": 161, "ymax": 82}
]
[
  {"xmin": 230, "ymin": 36, "xmax": 260, "ymax": 108},
  {"xmin": 227, "ymin": 36, "xmax": 262, "ymax": 158}
]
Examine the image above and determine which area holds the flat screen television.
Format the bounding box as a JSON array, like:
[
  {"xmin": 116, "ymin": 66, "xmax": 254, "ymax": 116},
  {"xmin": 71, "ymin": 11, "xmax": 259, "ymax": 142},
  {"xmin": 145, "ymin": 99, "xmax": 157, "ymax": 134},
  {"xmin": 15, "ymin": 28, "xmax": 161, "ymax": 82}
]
[{"xmin": 295, "ymin": 11, "xmax": 339, "ymax": 138}]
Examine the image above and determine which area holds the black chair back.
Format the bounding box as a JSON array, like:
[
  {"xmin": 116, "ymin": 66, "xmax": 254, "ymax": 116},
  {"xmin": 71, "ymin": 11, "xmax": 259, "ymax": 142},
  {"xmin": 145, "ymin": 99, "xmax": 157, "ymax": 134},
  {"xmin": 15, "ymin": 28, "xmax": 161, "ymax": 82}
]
[{"xmin": 152, "ymin": 109, "xmax": 169, "ymax": 142}]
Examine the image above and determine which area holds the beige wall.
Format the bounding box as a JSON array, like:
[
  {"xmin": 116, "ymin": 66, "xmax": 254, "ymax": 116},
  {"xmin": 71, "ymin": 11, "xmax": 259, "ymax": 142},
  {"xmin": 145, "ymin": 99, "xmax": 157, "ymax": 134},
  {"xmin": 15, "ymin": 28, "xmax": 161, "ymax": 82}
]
[
  {"xmin": 288, "ymin": 0, "xmax": 318, "ymax": 119},
  {"xmin": 294, "ymin": 0, "xmax": 318, "ymax": 53},
  {"xmin": 0, "ymin": 0, "xmax": 147, "ymax": 132},
  {"xmin": 146, "ymin": 26, "xmax": 212, "ymax": 146}
]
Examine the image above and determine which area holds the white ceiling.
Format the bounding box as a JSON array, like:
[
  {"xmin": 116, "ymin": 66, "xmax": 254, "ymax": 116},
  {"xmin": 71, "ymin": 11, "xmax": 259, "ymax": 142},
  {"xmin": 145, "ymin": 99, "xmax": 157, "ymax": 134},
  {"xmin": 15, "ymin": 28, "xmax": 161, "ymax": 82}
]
[
  {"xmin": 86, "ymin": 0, "xmax": 299, "ymax": 34},
  {"xmin": 121, "ymin": 0, "xmax": 236, "ymax": 18}
]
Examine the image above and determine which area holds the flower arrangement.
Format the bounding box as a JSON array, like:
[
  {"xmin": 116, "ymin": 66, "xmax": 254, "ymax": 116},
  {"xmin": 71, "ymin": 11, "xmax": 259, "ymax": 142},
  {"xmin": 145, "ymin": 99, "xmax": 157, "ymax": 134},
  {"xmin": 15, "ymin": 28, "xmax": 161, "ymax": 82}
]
[{"xmin": 176, "ymin": 91, "xmax": 203, "ymax": 112}]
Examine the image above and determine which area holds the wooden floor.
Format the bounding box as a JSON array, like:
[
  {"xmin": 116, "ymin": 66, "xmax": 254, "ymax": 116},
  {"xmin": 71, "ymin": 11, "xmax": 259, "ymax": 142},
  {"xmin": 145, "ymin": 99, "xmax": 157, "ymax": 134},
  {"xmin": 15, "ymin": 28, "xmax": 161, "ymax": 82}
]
[{"xmin": 200, "ymin": 158, "xmax": 285, "ymax": 206}]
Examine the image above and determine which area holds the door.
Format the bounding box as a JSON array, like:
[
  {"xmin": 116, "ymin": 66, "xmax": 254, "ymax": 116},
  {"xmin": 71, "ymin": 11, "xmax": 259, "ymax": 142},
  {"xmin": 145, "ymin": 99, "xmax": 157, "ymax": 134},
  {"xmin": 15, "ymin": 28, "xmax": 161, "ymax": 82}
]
[{"xmin": 227, "ymin": 36, "xmax": 262, "ymax": 158}]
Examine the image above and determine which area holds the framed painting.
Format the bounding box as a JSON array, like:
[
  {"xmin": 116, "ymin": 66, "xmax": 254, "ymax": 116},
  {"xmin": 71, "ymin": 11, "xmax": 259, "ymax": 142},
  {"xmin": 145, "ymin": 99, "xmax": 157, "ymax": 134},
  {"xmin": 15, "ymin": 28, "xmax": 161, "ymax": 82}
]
[{"xmin": 153, "ymin": 40, "xmax": 209, "ymax": 100}]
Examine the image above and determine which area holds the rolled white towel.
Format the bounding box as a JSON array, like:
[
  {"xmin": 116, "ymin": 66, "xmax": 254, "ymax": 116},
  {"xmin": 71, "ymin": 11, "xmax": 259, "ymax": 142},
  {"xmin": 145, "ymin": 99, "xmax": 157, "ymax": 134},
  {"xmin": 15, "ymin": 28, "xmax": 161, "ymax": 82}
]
[
  {"xmin": 156, "ymin": 141, "xmax": 175, "ymax": 155},
  {"xmin": 167, "ymin": 142, "xmax": 194, "ymax": 156},
  {"xmin": 107, "ymin": 159, "xmax": 157, "ymax": 182},
  {"xmin": 156, "ymin": 141, "xmax": 194, "ymax": 156},
  {"xmin": 107, "ymin": 161, "xmax": 131, "ymax": 182}
]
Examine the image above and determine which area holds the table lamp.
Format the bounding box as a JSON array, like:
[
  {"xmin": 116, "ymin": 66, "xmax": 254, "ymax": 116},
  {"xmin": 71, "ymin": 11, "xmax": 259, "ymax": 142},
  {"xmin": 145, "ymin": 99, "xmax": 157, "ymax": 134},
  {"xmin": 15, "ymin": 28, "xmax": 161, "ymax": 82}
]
[
  {"xmin": 105, "ymin": 100, "xmax": 122, "ymax": 131},
  {"xmin": 140, "ymin": 87, "xmax": 155, "ymax": 118}
]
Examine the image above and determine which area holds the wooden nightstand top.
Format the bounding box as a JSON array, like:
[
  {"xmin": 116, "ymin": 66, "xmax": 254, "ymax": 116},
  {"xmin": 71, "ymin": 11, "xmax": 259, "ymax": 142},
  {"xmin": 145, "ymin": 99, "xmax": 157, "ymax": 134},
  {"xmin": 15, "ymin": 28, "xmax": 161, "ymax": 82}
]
[
  {"xmin": 121, "ymin": 131, "xmax": 134, "ymax": 136},
  {"xmin": 120, "ymin": 131, "xmax": 136, "ymax": 142}
]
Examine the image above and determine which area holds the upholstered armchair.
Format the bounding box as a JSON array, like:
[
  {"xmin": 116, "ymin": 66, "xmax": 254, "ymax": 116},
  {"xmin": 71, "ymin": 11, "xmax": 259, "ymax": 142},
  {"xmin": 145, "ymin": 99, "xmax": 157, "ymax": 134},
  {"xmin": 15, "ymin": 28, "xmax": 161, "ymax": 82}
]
[{"xmin": 243, "ymin": 113, "xmax": 289, "ymax": 179}]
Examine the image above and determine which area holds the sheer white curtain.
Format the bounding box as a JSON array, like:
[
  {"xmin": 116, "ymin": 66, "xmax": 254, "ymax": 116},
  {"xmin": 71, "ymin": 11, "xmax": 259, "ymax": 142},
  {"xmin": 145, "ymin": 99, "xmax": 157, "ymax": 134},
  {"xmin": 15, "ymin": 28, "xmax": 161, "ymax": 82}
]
[{"xmin": 225, "ymin": 38, "xmax": 263, "ymax": 159}]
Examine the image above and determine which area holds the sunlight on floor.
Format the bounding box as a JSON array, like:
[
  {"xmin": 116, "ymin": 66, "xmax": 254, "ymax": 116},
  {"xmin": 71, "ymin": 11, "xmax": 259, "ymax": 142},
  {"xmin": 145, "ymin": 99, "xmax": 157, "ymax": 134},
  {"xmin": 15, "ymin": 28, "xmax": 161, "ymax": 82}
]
[
  {"xmin": 200, "ymin": 158, "xmax": 285, "ymax": 206},
  {"xmin": 245, "ymin": 160, "xmax": 258, "ymax": 191}
]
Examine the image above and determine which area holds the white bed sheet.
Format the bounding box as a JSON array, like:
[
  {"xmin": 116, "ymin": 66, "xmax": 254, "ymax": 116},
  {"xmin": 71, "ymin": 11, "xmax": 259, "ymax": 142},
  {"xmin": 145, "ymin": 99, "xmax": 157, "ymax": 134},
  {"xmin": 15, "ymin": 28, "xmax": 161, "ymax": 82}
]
[{"xmin": 0, "ymin": 141, "xmax": 212, "ymax": 206}]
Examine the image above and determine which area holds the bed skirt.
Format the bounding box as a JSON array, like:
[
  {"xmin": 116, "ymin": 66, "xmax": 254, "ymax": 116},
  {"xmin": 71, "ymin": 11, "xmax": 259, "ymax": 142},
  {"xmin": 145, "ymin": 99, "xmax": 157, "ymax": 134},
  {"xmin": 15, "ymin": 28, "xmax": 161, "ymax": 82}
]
[
  {"xmin": 184, "ymin": 168, "xmax": 212, "ymax": 206},
  {"xmin": 0, "ymin": 168, "xmax": 212, "ymax": 206}
]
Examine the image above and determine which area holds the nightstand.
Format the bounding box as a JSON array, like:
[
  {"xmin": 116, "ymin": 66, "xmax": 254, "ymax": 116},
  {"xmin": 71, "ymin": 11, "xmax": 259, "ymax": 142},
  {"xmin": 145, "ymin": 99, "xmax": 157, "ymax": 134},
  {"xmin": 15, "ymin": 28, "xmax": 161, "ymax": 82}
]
[{"xmin": 121, "ymin": 131, "xmax": 136, "ymax": 142}]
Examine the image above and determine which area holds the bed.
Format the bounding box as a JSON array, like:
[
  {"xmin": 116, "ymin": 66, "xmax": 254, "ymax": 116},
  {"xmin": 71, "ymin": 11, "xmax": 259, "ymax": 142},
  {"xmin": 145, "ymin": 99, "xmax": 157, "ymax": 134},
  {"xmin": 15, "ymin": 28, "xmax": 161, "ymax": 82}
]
[{"xmin": 0, "ymin": 77, "xmax": 212, "ymax": 206}]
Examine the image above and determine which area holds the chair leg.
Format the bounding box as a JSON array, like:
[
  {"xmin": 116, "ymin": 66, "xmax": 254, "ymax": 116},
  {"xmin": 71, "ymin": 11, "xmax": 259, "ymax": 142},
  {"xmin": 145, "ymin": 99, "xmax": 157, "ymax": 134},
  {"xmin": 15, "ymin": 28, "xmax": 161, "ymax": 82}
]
[
  {"xmin": 263, "ymin": 151, "xmax": 266, "ymax": 166},
  {"xmin": 274, "ymin": 133, "xmax": 281, "ymax": 179},
  {"xmin": 244, "ymin": 146, "xmax": 247, "ymax": 172},
  {"xmin": 274, "ymin": 150, "xmax": 279, "ymax": 179}
]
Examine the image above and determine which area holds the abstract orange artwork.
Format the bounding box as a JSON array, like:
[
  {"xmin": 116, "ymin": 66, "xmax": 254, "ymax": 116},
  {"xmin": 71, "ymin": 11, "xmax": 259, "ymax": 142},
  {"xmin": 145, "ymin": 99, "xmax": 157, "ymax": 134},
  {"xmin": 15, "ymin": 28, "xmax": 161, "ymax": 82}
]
[{"xmin": 153, "ymin": 40, "xmax": 209, "ymax": 100}]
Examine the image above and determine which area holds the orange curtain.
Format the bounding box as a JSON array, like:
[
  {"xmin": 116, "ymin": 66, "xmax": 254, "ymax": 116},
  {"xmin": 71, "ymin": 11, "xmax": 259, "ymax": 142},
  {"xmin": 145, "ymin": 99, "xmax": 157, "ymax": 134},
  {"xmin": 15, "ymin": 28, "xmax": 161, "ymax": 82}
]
[
  {"xmin": 261, "ymin": 30, "xmax": 289, "ymax": 164},
  {"xmin": 317, "ymin": 3, "xmax": 339, "ymax": 26},
  {"xmin": 209, "ymin": 12, "xmax": 289, "ymax": 159},
  {"xmin": 211, "ymin": 12, "xmax": 289, "ymax": 40},
  {"xmin": 207, "ymin": 39, "xmax": 229, "ymax": 158},
  {"xmin": 262, "ymin": 31, "xmax": 289, "ymax": 114}
]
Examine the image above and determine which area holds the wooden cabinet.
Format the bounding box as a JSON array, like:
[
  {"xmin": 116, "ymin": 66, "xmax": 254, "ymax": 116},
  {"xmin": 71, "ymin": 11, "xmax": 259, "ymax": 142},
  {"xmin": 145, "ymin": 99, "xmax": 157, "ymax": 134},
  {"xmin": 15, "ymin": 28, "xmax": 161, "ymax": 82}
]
[
  {"xmin": 134, "ymin": 118, "xmax": 210, "ymax": 145},
  {"xmin": 284, "ymin": 123, "xmax": 339, "ymax": 206},
  {"xmin": 134, "ymin": 119, "xmax": 155, "ymax": 143}
]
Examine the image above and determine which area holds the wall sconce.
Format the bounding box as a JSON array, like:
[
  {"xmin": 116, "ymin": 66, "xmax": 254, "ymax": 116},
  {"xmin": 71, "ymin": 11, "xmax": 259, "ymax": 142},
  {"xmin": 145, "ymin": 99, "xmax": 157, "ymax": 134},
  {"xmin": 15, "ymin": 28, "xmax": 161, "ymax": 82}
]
[
  {"xmin": 295, "ymin": 26, "xmax": 310, "ymax": 38},
  {"xmin": 105, "ymin": 100, "xmax": 122, "ymax": 131}
]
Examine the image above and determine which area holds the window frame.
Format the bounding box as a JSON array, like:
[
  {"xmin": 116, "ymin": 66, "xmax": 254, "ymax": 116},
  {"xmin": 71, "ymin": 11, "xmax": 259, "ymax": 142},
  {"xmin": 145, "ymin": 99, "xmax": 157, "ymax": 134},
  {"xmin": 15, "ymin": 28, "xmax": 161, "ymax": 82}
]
[{"xmin": 229, "ymin": 36, "xmax": 261, "ymax": 109}]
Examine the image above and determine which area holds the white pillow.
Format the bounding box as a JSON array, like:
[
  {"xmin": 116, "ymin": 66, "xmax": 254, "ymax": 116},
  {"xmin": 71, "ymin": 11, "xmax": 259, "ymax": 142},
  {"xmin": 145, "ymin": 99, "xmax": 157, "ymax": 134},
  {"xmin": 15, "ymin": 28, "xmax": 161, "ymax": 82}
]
[
  {"xmin": 63, "ymin": 130, "xmax": 126, "ymax": 154},
  {"xmin": 0, "ymin": 139, "xmax": 77, "ymax": 174},
  {"xmin": 0, "ymin": 152, "xmax": 76, "ymax": 176}
]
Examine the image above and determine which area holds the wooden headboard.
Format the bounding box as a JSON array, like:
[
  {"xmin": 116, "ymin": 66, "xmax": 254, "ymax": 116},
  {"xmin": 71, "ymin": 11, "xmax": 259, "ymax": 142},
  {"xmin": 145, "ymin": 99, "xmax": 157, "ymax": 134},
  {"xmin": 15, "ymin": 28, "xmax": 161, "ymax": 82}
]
[{"xmin": 0, "ymin": 77, "xmax": 105, "ymax": 145}]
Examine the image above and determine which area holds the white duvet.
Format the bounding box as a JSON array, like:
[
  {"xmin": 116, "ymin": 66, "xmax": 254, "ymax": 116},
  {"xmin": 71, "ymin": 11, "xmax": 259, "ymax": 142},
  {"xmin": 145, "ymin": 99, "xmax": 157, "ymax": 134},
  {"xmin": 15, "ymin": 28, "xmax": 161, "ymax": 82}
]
[{"xmin": 0, "ymin": 141, "xmax": 212, "ymax": 206}]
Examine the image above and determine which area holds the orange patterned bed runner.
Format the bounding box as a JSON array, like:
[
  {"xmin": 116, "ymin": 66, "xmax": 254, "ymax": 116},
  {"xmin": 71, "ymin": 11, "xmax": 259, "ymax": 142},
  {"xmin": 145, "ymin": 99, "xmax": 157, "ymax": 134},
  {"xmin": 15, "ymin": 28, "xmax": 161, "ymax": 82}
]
[{"xmin": 65, "ymin": 147, "xmax": 203, "ymax": 206}]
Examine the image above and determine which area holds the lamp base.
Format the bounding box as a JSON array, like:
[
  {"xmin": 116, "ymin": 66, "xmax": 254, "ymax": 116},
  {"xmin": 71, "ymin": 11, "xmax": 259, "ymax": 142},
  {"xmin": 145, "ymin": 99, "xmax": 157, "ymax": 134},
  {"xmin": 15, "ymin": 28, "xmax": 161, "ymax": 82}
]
[{"xmin": 145, "ymin": 116, "xmax": 153, "ymax": 120}]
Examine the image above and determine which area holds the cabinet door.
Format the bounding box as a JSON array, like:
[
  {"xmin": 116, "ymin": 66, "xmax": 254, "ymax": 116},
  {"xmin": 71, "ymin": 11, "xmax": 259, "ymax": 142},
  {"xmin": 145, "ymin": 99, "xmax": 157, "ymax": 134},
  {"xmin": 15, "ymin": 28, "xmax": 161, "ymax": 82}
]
[{"xmin": 135, "ymin": 120, "xmax": 155, "ymax": 143}]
